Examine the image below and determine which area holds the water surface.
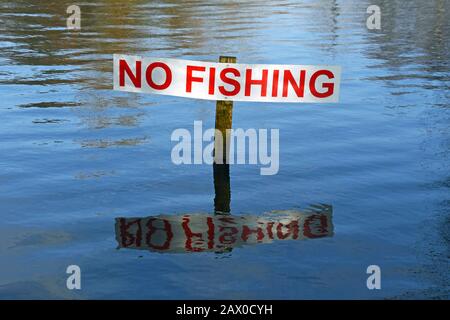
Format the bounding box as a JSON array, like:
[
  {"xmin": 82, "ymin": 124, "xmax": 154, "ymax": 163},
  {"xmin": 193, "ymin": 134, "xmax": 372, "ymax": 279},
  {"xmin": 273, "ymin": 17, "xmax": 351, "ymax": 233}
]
[{"xmin": 0, "ymin": 0, "xmax": 449, "ymax": 299}]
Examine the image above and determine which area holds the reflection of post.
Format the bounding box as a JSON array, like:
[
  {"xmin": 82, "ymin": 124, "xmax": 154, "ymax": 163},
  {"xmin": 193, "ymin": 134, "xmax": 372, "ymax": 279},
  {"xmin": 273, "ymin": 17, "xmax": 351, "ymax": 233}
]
[
  {"xmin": 213, "ymin": 163, "xmax": 231, "ymax": 214},
  {"xmin": 213, "ymin": 56, "xmax": 236, "ymax": 214}
]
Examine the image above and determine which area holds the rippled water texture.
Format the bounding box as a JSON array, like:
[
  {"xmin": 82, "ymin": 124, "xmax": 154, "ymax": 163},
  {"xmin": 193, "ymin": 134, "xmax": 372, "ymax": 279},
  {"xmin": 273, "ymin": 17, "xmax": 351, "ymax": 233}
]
[{"xmin": 0, "ymin": 0, "xmax": 449, "ymax": 299}]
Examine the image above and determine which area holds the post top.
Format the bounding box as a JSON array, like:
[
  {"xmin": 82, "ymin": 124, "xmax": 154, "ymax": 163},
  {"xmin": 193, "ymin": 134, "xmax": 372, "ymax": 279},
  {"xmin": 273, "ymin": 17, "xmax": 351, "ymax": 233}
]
[{"xmin": 219, "ymin": 56, "xmax": 237, "ymax": 63}]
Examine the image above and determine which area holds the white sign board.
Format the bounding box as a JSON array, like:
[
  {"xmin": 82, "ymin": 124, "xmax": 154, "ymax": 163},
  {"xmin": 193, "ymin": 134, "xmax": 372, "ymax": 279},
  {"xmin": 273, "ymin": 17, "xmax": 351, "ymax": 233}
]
[{"xmin": 113, "ymin": 54, "xmax": 341, "ymax": 103}]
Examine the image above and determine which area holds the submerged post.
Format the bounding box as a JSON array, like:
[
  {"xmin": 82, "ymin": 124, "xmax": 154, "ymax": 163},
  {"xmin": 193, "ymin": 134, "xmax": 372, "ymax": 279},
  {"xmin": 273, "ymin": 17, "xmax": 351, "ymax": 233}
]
[
  {"xmin": 213, "ymin": 56, "xmax": 236, "ymax": 214},
  {"xmin": 213, "ymin": 161, "xmax": 231, "ymax": 214}
]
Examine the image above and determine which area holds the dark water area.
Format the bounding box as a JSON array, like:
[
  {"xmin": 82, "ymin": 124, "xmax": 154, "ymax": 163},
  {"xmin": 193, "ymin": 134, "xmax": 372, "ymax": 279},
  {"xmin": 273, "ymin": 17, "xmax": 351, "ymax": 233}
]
[{"xmin": 0, "ymin": 0, "xmax": 449, "ymax": 299}]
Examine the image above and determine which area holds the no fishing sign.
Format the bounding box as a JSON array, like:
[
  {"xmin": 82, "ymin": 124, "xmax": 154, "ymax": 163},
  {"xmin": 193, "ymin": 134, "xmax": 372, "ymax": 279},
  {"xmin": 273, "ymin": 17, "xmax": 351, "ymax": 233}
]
[{"xmin": 113, "ymin": 54, "xmax": 341, "ymax": 103}]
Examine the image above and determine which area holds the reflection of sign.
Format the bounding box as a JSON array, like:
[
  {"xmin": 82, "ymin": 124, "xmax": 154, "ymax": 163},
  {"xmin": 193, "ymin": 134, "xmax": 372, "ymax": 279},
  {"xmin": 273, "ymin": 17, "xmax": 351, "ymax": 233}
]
[
  {"xmin": 115, "ymin": 205, "xmax": 333, "ymax": 253},
  {"xmin": 113, "ymin": 54, "xmax": 341, "ymax": 103}
]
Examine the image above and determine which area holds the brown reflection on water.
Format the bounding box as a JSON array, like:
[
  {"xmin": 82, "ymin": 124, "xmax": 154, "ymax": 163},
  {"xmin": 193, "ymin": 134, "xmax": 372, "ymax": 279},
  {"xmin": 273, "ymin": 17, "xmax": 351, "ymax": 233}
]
[
  {"xmin": 78, "ymin": 136, "xmax": 148, "ymax": 148},
  {"xmin": 1, "ymin": 0, "xmax": 146, "ymax": 67}
]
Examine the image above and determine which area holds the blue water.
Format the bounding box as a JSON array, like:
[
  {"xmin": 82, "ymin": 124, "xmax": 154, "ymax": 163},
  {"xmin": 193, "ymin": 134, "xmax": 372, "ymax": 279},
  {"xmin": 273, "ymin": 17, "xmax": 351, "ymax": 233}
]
[{"xmin": 0, "ymin": 0, "xmax": 449, "ymax": 299}]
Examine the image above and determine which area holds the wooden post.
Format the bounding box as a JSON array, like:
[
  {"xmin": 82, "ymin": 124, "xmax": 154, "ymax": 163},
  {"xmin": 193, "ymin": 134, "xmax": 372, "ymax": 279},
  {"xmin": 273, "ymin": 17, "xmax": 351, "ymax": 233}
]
[
  {"xmin": 213, "ymin": 56, "xmax": 236, "ymax": 214},
  {"xmin": 214, "ymin": 56, "xmax": 236, "ymax": 164}
]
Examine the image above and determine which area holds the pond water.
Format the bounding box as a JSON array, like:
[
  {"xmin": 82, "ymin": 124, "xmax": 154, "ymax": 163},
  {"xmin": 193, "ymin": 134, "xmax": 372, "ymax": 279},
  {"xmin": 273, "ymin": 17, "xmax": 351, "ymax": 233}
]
[{"xmin": 0, "ymin": 0, "xmax": 449, "ymax": 299}]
